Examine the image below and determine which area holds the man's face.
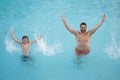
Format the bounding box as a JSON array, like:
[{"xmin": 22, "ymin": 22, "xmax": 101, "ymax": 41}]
[
  {"xmin": 22, "ymin": 38, "xmax": 28, "ymax": 43},
  {"xmin": 80, "ymin": 25, "xmax": 87, "ymax": 33}
]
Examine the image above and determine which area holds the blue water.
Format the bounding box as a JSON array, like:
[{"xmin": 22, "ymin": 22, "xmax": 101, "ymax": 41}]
[{"xmin": 0, "ymin": 0, "xmax": 120, "ymax": 80}]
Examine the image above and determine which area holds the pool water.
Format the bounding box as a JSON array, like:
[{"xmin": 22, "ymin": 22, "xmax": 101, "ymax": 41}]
[{"xmin": 0, "ymin": 0, "xmax": 120, "ymax": 80}]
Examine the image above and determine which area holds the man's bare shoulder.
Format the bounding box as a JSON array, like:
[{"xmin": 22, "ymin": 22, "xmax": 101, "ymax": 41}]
[
  {"xmin": 87, "ymin": 30, "xmax": 91, "ymax": 34},
  {"xmin": 75, "ymin": 31, "xmax": 80, "ymax": 35}
]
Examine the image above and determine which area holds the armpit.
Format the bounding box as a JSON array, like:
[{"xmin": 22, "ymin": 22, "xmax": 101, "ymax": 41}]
[{"xmin": 88, "ymin": 29, "xmax": 96, "ymax": 35}]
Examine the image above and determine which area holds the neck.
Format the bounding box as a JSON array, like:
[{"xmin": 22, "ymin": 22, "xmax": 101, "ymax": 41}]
[{"xmin": 22, "ymin": 42, "xmax": 29, "ymax": 44}]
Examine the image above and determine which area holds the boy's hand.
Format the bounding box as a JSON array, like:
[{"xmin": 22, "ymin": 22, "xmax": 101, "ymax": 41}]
[
  {"xmin": 38, "ymin": 35, "xmax": 44, "ymax": 40},
  {"xmin": 10, "ymin": 31, "xmax": 14, "ymax": 36}
]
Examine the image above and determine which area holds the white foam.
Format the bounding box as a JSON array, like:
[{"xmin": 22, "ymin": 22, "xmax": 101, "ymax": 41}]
[
  {"xmin": 5, "ymin": 27, "xmax": 21, "ymax": 53},
  {"xmin": 5, "ymin": 37, "xmax": 21, "ymax": 53},
  {"xmin": 105, "ymin": 32, "xmax": 120, "ymax": 59},
  {"xmin": 34, "ymin": 35, "xmax": 63, "ymax": 56}
]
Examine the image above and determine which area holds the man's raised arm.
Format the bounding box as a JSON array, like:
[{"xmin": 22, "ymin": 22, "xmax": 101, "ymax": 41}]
[
  {"xmin": 61, "ymin": 15, "xmax": 78, "ymax": 35},
  {"xmin": 89, "ymin": 14, "xmax": 106, "ymax": 35}
]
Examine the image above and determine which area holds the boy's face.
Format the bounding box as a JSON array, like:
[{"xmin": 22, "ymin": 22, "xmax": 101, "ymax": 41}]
[{"xmin": 22, "ymin": 38, "xmax": 29, "ymax": 43}]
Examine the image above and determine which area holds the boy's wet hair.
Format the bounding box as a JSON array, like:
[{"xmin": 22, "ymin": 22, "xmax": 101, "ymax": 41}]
[
  {"xmin": 80, "ymin": 22, "xmax": 87, "ymax": 27},
  {"xmin": 22, "ymin": 36, "xmax": 29, "ymax": 42}
]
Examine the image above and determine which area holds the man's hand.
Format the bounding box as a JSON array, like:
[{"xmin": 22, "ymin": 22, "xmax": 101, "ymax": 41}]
[
  {"xmin": 61, "ymin": 15, "xmax": 66, "ymax": 21},
  {"xmin": 102, "ymin": 14, "xmax": 106, "ymax": 21}
]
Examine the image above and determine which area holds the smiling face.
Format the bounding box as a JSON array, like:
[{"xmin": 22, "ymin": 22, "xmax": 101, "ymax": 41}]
[
  {"xmin": 80, "ymin": 25, "xmax": 87, "ymax": 33},
  {"xmin": 22, "ymin": 36, "xmax": 29, "ymax": 44},
  {"xmin": 80, "ymin": 22, "xmax": 87, "ymax": 33},
  {"xmin": 22, "ymin": 38, "xmax": 28, "ymax": 43}
]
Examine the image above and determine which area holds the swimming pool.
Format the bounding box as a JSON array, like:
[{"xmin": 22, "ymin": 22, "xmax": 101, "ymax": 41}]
[{"xmin": 0, "ymin": 0, "xmax": 120, "ymax": 80}]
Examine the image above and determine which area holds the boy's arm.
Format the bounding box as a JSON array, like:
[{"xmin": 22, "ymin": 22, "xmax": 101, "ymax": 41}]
[
  {"xmin": 10, "ymin": 31, "xmax": 21, "ymax": 44},
  {"xmin": 89, "ymin": 14, "xmax": 106, "ymax": 35},
  {"xmin": 30, "ymin": 35, "xmax": 43, "ymax": 44}
]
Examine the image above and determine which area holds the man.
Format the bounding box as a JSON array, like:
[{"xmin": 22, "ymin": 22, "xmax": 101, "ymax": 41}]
[
  {"xmin": 10, "ymin": 31, "xmax": 43, "ymax": 57},
  {"xmin": 62, "ymin": 14, "xmax": 106, "ymax": 56}
]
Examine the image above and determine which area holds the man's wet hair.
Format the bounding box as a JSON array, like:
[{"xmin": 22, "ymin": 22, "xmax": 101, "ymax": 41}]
[
  {"xmin": 80, "ymin": 22, "xmax": 87, "ymax": 27},
  {"xmin": 22, "ymin": 36, "xmax": 29, "ymax": 42}
]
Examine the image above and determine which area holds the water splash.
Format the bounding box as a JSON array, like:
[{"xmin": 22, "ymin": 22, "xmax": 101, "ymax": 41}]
[
  {"xmin": 5, "ymin": 27, "xmax": 21, "ymax": 53},
  {"xmin": 105, "ymin": 32, "xmax": 120, "ymax": 59},
  {"xmin": 34, "ymin": 34, "xmax": 63, "ymax": 56},
  {"xmin": 5, "ymin": 37, "xmax": 21, "ymax": 53},
  {"xmin": 5, "ymin": 26, "xmax": 63, "ymax": 56}
]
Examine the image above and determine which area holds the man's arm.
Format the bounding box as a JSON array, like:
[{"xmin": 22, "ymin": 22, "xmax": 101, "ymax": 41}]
[
  {"xmin": 10, "ymin": 31, "xmax": 21, "ymax": 44},
  {"xmin": 30, "ymin": 35, "xmax": 43, "ymax": 44},
  {"xmin": 61, "ymin": 15, "xmax": 78, "ymax": 35},
  {"xmin": 89, "ymin": 14, "xmax": 106, "ymax": 35}
]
